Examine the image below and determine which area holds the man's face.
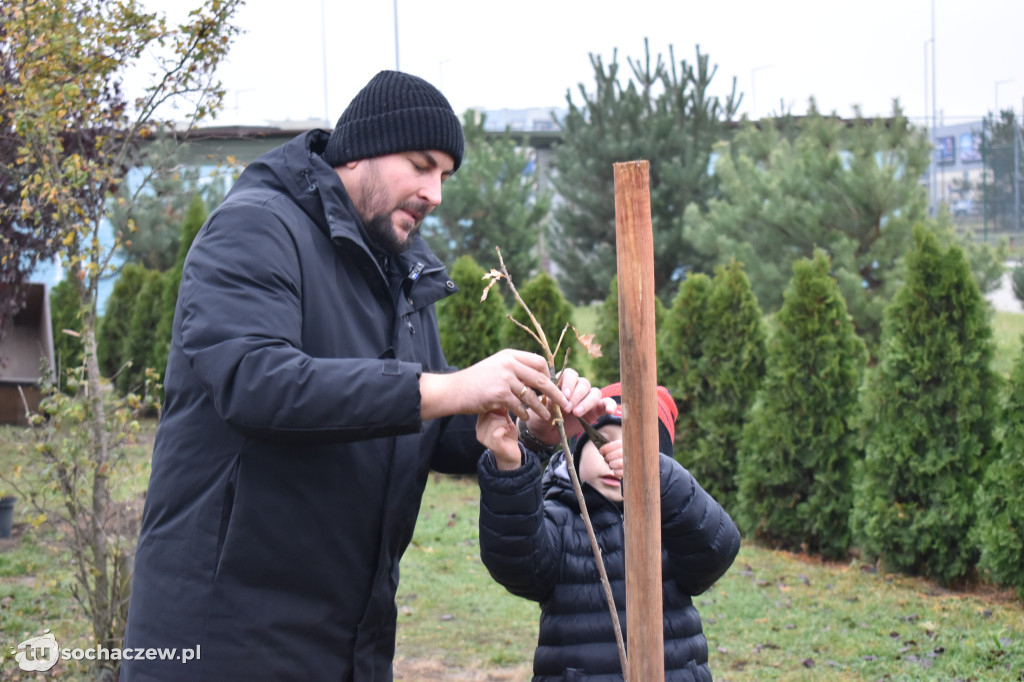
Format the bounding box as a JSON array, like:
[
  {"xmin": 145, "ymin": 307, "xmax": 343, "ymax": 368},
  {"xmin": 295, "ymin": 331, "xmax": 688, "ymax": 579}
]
[{"xmin": 346, "ymin": 150, "xmax": 455, "ymax": 254}]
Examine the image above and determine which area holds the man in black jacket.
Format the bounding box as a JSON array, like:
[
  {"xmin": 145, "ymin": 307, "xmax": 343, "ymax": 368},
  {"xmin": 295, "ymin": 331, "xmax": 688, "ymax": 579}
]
[{"xmin": 121, "ymin": 70, "xmax": 605, "ymax": 681}]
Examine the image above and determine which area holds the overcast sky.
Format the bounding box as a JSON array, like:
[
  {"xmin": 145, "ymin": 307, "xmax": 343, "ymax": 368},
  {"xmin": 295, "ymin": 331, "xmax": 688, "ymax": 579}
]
[{"xmin": 146, "ymin": 0, "xmax": 1023, "ymax": 129}]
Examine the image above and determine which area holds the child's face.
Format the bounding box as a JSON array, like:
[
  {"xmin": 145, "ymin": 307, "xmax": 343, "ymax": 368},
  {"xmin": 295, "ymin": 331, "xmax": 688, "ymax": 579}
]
[{"xmin": 578, "ymin": 424, "xmax": 623, "ymax": 503}]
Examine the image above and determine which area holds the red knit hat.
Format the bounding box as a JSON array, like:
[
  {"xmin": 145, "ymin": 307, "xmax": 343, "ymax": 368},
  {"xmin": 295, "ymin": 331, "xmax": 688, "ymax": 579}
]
[{"xmin": 572, "ymin": 382, "xmax": 678, "ymax": 461}]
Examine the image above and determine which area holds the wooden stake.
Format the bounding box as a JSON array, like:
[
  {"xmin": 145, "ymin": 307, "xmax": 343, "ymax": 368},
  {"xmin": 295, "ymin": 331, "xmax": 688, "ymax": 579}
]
[{"xmin": 613, "ymin": 160, "xmax": 664, "ymax": 682}]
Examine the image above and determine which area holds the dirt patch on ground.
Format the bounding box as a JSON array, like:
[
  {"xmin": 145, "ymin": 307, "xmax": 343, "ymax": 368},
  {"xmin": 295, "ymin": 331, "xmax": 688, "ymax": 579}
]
[
  {"xmin": 0, "ymin": 520, "xmax": 28, "ymax": 554},
  {"xmin": 394, "ymin": 657, "xmax": 531, "ymax": 680}
]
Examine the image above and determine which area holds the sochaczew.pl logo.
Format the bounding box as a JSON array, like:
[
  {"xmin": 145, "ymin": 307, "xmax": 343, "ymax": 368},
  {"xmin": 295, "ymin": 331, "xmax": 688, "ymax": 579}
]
[
  {"xmin": 11, "ymin": 630, "xmax": 59, "ymax": 672},
  {"xmin": 11, "ymin": 631, "xmax": 201, "ymax": 671}
]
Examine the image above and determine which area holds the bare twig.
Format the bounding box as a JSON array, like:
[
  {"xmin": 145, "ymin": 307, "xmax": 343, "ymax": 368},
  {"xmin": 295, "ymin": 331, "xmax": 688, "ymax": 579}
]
[{"xmin": 489, "ymin": 247, "xmax": 628, "ymax": 677}]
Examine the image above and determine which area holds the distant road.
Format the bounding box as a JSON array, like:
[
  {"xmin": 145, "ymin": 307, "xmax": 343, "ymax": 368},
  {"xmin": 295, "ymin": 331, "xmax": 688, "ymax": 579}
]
[{"xmin": 987, "ymin": 263, "xmax": 1023, "ymax": 314}]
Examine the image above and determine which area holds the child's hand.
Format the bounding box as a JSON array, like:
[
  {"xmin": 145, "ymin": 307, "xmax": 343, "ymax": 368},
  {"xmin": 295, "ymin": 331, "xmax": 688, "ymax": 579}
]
[
  {"xmin": 600, "ymin": 438, "xmax": 624, "ymax": 479},
  {"xmin": 476, "ymin": 409, "xmax": 522, "ymax": 470}
]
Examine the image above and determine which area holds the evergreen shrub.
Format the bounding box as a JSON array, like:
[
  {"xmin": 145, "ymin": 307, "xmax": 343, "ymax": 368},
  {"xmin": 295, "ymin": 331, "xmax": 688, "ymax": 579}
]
[
  {"xmin": 97, "ymin": 263, "xmax": 150, "ymax": 380},
  {"xmin": 850, "ymin": 226, "xmax": 998, "ymax": 585},
  {"xmin": 686, "ymin": 261, "xmax": 765, "ymax": 508},
  {"xmin": 971, "ymin": 334, "xmax": 1024, "ymax": 598},
  {"xmin": 502, "ymin": 271, "xmax": 574, "ymax": 358},
  {"xmin": 1012, "ymin": 263, "xmax": 1024, "ymax": 307},
  {"xmin": 116, "ymin": 268, "xmax": 165, "ymax": 396},
  {"xmin": 153, "ymin": 193, "xmax": 208, "ymax": 385},
  {"xmin": 436, "ymin": 255, "xmax": 506, "ymax": 370},
  {"xmin": 589, "ymin": 277, "xmax": 621, "ymax": 386},
  {"xmin": 735, "ymin": 251, "xmax": 867, "ymax": 559},
  {"xmin": 591, "ymin": 277, "xmax": 666, "ymax": 387},
  {"xmin": 48, "ymin": 278, "xmax": 84, "ymax": 393},
  {"xmin": 657, "ymin": 273, "xmax": 712, "ymax": 463}
]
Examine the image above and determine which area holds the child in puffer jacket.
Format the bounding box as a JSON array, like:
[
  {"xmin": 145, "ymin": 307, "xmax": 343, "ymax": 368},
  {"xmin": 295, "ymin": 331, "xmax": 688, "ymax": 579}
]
[{"xmin": 476, "ymin": 383, "xmax": 740, "ymax": 681}]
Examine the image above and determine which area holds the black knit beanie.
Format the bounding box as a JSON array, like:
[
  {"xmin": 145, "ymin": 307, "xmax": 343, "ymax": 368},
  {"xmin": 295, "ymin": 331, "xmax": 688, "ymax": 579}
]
[{"xmin": 322, "ymin": 70, "xmax": 464, "ymax": 171}]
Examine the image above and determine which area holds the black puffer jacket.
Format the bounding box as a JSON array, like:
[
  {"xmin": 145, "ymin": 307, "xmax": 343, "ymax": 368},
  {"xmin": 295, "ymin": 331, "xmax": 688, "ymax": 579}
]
[
  {"xmin": 122, "ymin": 130, "xmax": 482, "ymax": 681},
  {"xmin": 478, "ymin": 449, "xmax": 741, "ymax": 681}
]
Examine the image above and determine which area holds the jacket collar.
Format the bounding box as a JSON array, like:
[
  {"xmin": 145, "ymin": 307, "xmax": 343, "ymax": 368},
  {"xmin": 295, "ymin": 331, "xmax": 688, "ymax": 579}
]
[{"xmin": 297, "ymin": 131, "xmax": 447, "ymax": 280}]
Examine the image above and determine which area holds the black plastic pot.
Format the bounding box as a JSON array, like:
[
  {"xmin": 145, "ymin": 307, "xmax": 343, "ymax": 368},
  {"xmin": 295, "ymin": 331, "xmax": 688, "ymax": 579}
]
[{"xmin": 0, "ymin": 496, "xmax": 16, "ymax": 539}]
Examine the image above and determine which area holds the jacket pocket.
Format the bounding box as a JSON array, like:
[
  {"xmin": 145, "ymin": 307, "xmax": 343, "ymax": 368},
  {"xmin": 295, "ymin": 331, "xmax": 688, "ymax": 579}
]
[{"xmin": 213, "ymin": 458, "xmax": 240, "ymax": 578}]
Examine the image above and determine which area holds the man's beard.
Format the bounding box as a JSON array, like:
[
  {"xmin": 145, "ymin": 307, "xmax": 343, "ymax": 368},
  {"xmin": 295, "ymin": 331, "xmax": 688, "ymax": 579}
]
[
  {"xmin": 356, "ymin": 160, "xmax": 427, "ymax": 255},
  {"xmin": 364, "ymin": 209, "xmax": 420, "ymax": 255}
]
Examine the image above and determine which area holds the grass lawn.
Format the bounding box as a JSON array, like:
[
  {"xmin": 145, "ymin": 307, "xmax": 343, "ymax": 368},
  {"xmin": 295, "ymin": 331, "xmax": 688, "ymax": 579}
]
[
  {"xmin": 991, "ymin": 310, "xmax": 1024, "ymax": 379},
  {"xmin": 396, "ymin": 473, "xmax": 1024, "ymax": 680},
  {"xmin": 1, "ymin": 308, "xmax": 1022, "ymax": 679}
]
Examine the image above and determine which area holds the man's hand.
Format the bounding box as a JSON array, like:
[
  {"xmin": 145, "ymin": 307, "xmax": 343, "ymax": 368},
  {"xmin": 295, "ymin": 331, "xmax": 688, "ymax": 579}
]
[
  {"xmin": 419, "ymin": 349, "xmax": 571, "ymax": 422},
  {"xmin": 521, "ymin": 368, "xmax": 613, "ymax": 447}
]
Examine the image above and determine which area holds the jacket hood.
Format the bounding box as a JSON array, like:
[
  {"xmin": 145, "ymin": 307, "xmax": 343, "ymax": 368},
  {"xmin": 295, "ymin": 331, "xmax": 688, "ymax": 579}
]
[
  {"xmin": 228, "ymin": 130, "xmax": 338, "ymax": 236},
  {"xmin": 230, "ymin": 129, "xmax": 447, "ymax": 278}
]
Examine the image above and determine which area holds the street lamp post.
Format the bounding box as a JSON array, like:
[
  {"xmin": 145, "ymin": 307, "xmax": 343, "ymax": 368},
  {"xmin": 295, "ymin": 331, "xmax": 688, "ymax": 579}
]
[
  {"xmin": 930, "ymin": 0, "xmax": 938, "ymax": 216},
  {"xmin": 393, "ymin": 0, "xmax": 400, "ymax": 71},
  {"xmin": 321, "ymin": 0, "xmax": 329, "ymax": 125}
]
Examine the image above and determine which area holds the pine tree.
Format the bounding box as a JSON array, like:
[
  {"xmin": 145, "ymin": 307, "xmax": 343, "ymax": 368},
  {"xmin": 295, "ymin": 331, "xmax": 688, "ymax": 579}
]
[
  {"xmin": 502, "ymin": 272, "xmax": 574, "ymax": 357},
  {"xmin": 108, "ymin": 139, "xmax": 222, "ymax": 271},
  {"xmin": 978, "ymin": 110, "xmax": 1024, "ymax": 232},
  {"xmin": 436, "ymin": 255, "xmax": 506, "ymax": 370},
  {"xmin": 549, "ymin": 40, "xmax": 739, "ymax": 304},
  {"xmin": 971, "ymin": 335, "xmax": 1024, "ymax": 599},
  {"xmin": 657, "ymin": 273, "xmax": 713, "ymax": 461},
  {"xmin": 686, "ymin": 261, "xmax": 765, "ymax": 507},
  {"xmin": 423, "ymin": 111, "xmax": 551, "ymax": 283},
  {"xmin": 685, "ymin": 103, "xmax": 931, "ymax": 347},
  {"xmin": 851, "ymin": 226, "xmax": 998, "ymax": 585},
  {"xmin": 735, "ymin": 251, "xmax": 867, "ymax": 559}
]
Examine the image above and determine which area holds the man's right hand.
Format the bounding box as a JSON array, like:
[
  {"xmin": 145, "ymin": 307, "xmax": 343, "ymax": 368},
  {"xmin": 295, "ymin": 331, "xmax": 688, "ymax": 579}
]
[{"xmin": 419, "ymin": 349, "xmax": 570, "ymax": 422}]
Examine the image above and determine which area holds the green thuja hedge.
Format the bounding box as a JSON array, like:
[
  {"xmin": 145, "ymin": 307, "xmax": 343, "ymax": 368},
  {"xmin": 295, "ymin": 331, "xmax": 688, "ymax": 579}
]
[
  {"xmin": 97, "ymin": 263, "xmax": 151, "ymax": 380},
  {"xmin": 153, "ymin": 194, "xmax": 208, "ymax": 386},
  {"xmin": 48, "ymin": 278, "xmax": 84, "ymax": 393},
  {"xmin": 971, "ymin": 334, "xmax": 1024, "ymax": 598},
  {"xmin": 657, "ymin": 273, "xmax": 712, "ymax": 462},
  {"xmin": 437, "ymin": 255, "xmax": 506, "ymax": 369},
  {"xmin": 117, "ymin": 268, "xmax": 166, "ymax": 396},
  {"xmin": 589, "ymin": 277, "xmax": 621, "ymax": 386},
  {"xmin": 592, "ymin": 276, "xmax": 666, "ymax": 387},
  {"xmin": 686, "ymin": 261, "xmax": 766, "ymax": 508},
  {"xmin": 735, "ymin": 251, "xmax": 867, "ymax": 559},
  {"xmin": 502, "ymin": 271, "xmax": 574, "ymax": 356},
  {"xmin": 851, "ymin": 226, "xmax": 998, "ymax": 586},
  {"xmin": 1012, "ymin": 263, "xmax": 1024, "ymax": 307}
]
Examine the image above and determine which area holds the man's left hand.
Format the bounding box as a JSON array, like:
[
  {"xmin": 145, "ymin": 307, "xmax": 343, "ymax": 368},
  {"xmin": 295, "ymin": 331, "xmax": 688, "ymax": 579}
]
[{"xmin": 522, "ymin": 369, "xmax": 612, "ymax": 447}]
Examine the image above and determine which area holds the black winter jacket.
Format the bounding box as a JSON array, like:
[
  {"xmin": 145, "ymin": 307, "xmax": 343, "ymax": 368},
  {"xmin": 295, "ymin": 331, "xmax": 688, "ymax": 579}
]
[
  {"xmin": 122, "ymin": 130, "xmax": 481, "ymax": 681},
  {"xmin": 478, "ymin": 449, "xmax": 741, "ymax": 681}
]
